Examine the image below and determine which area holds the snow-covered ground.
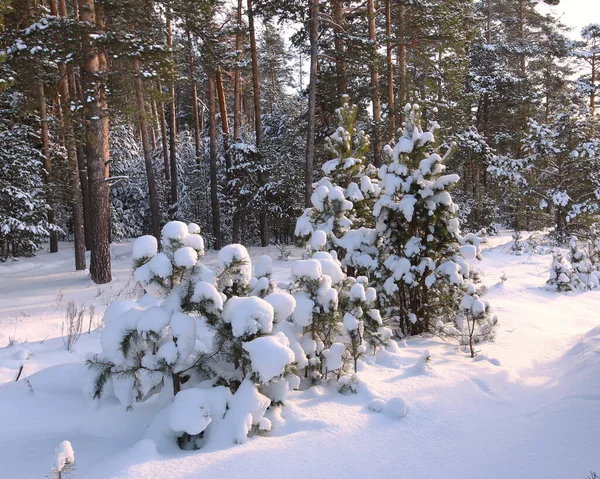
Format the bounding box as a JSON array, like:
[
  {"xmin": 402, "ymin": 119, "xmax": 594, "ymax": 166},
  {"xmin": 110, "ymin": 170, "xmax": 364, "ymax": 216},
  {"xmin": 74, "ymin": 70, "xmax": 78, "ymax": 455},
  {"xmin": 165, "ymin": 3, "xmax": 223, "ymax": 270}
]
[{"xmin": 0, "ymin": 232, "xmax": 599, "ymax": 478}]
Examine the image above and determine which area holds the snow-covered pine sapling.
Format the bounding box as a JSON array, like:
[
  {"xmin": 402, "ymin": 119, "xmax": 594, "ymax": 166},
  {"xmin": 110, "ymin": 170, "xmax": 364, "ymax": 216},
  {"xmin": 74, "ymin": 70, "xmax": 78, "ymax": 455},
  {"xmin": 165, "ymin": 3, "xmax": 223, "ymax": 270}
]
[
  {"xmin": 374, "ymin": 103, "xmax": 480, "ymax": 336},
  {"xmin": 547, "ymin": 248, "xmax": 583, "ymax": 292},
  {"xmin": 51, "ymin": 441, "xmax": 75, "ymax": 479},
  {"xmin": 88, "ymin": 223, "xmax": 298, "ymax": 449},
  {"xmin": 295, "ymin": 96, "xmax": 380, "ymax": 276},
  {"xmin": 457, "ymin": 283, "xmax": 497, "ymax": 358},
  {"xmin": 512, "ymin": 231, "xmax": 524, "ymax": 255},
  {"xmin": 276, "ymin": 243, "xmax": 292, "ymax": 261},
  {"xmin": 569, "ymin": 236, "xmax": 598, "ymax": 289},
  {"xmin": 289, "ymin": 255, "xmax": 343, "ymax": 381},
  {"xmin": 216, "ymin": 244, "xmax": 252, "ymax": 298}
]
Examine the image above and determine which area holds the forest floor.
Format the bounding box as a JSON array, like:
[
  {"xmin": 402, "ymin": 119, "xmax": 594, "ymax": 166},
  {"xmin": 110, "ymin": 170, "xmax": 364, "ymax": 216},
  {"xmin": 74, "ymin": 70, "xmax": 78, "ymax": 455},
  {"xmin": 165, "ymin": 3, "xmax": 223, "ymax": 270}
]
[{"xmin": 0, "ymin": 231, "xmax": 599, "ymax": 478}]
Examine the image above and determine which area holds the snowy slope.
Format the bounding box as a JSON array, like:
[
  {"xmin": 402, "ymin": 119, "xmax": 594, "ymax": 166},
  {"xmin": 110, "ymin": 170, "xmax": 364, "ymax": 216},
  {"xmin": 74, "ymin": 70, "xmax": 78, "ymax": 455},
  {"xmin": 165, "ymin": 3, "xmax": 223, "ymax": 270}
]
[{"xmin": 0, "ymin": 232, "xmax": 599, "ymax": 478}]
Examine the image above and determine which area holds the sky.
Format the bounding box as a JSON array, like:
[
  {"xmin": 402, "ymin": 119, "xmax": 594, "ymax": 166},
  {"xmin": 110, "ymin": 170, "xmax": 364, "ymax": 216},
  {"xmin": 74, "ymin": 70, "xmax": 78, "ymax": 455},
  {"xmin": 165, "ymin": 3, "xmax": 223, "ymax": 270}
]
[{"xmin": 541, "ymin": 0, "xmax": 600, "ymax": 38}]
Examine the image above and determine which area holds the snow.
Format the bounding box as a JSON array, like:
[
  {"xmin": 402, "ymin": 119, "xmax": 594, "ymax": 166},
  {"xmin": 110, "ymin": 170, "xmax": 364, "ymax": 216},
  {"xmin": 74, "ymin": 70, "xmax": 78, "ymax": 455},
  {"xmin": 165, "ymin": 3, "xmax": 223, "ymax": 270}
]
[
  {"xmin": 161, "ymin": 221, "xmax": 188, "ymax": 242},
  {"xmin": 1, "ymin": 233, "xmax": 600, "ymax": 479},
  {"xmin": 264, "ymin": 292, "xmax": 296, "ymax": 322},
  {"xmin": 132, "ymin": 235, "xmax": 157, "ymax": 260},
  {"xmin": 309, "ymin": 230, "xmax": 327, "ymax": 251},
  {"xmin": 191, "ymin": 282, "xmax": 223, "ymax": 312},
  {"xmin": 383, "ymin": 397, "xmax": 407, "ymax": 418},
  {"xmin": 221, "ymin": 296, "xmax": 274, "ymax": 338},
  {"xmin": 137, "ymin": 306, "xmax": 171, "ymax": 334},
  {"xmin": 291, "ymin": 293, "xmax": 315, "ymax": 327},
  {"xmin": 254, "ymin": 255, "xmax": 272, "ymax": 279},
  {"xmin": 173, "ymin": 247, "xmax": 198, "ymax": 268},
  {"xmin": 242, "ymin": 332, "xmax": 295, "ymax": 382},
  {"xmin": 148, "ymin": 252, "xmax": 172, "ymax": 279},
  {"xmin": 183, "ymin": 234, "xmax": 205, "ymax": 255},
  {"xmin": 292, "ymin": 259, "xmax": 322, "ymax": 281},
  {"xmin": 217, "ymin": 244, "xmax": 251, "ymax": 285},
  {"xmin": 54, "ymin": 440, "xmax": 75, "ymax": 472}
]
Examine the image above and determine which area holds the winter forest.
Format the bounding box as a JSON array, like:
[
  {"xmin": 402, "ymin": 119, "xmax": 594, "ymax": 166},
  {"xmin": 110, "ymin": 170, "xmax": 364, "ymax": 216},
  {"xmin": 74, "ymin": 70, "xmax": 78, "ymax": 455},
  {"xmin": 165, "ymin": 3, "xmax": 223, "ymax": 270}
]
[{"xmin": 0, "ymin": 0, "xmax": 600, "ymax": 477}]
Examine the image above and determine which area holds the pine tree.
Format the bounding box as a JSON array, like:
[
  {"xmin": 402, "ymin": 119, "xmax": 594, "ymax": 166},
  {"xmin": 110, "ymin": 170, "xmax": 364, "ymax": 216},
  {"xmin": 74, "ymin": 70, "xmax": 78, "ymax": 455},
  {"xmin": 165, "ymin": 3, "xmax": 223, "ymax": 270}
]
[
  {"xmin": 0, "ymin": 94, "xmax": 57, "ymax": 258},
  {"xmin": 374, "ymin": 103, "xmax": 486, "ymax": 336},
  {"xmin": 86, "ymin": 221, "xmax": 297, "ymax": 448},
  {"xmin": 295, "ymin": 96, "xmax": 380, "ymax": 276}
]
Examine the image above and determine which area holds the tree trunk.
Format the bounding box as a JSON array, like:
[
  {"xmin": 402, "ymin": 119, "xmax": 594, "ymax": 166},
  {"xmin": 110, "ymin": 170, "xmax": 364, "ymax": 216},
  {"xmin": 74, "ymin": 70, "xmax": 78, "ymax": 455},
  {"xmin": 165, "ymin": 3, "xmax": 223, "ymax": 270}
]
[
  {"xmin": 208, "ymin": 74, "xmax": 221, "ymax": 249},
  {"xmin": 247, "ymin": 0, "xmax": 268, "ymax": 247},
  {"xmin": 233, "ymin": 0, "xmax": 243, "ymax": 141},
  {"xmin": 187, "ymin": 31, "xmax": 202, "ymax": 165},
  {"xmin": 232, "ymin": 0, "xmax": 243, "ymax": 243},
  {"xmin": 305, "ymin": 0, "xmax": 319, "ymax": 208},
  {"xmin": 367, "ymin": 0, "xmax": 381, "ymax": 167},
  {"xmin": 385, "ymin": 0, "xmax": 394, "ymax": 138},
  {"xmin": 167, "ymin": 13, "xmax": 178, "ymax": 211},
  {"xmin": 133, "ymin": 58, "xmax": 161, "ymax": 239},
  {"xmin": 53, "ymin": 0, "xmax": 85, "ymax": 269},
  {"xmin": 216, "ymin": 65, "xmax": 230, "ymax": 155},
  {"xmin": 39, "ymin": 80, "xmax": 59, "ymax": 253},
  {"xmin": 78, "ymin": 0, "xmax": 111, "ymax": 284},
  {"xmin": 332, "ymin": 0, "xmax": 347, "ymax": 97},
  {"xmin": 397, "ymin": 3, "xmax": 408, "ymax": 113},
  {"xmin": 156, "ymin": 79, "xmax": 170, "ymax": 181}
]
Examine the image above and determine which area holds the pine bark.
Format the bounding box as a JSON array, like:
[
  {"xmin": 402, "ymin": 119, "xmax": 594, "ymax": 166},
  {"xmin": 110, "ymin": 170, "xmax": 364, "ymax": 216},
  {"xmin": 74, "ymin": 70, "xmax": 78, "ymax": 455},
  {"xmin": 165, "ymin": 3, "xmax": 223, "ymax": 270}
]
[
  {"xmin": 208, "ymin": 73, "xmax": 221, "ymax": 249},
  {"xmin": 39, "ymin": 80, "xmax": 59, "ymax": 253},
  {"xmin": 78, "ymin": 0, "xmax": 111, "ymax": 284},
  {"xmin": 156, "ymin": 79, "xmax": 170, "ymax": 181},
  {"xmin": 187, "ymin": 31, "xmax": 202, "ymax": 165},
  {"xmin": 385, "ymin": 0, "xmax": 395, "ymax": 137},
  {"xmin": 367, "ymin": 0, "xmax": 381, "ymax": 167},
  {"xmin": 247, "ymin": 0, "xmax": 268, "ymax": 247},
  {"xmin": 305, "ymin": 0, "xmax": 319, "ymax": 208},
  {"xmin": 133, "ymin": 58, "xmax": 161, "ymax": 239},
  {"xmin": 166, "ymin": 13, "xmax": 178, "ymax": 210},
  {"xmin": 332, "ymin": 0, "xmax": 347, "ymax": 97}
]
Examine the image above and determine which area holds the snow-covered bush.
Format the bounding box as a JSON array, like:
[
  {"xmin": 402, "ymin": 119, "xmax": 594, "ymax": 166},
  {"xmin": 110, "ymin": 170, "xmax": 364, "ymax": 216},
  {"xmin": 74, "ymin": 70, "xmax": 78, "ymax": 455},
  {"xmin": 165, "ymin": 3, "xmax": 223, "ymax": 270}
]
[
  {"xmin": 86, "ymin": 222, "xmax": 297, "ymax": 449},
  {"xmin": 374, "ymin": 103, "xmax": 489, "ymax": 337},
  {"xmin": 568, "ymin": 236, "xmax": 600, "ymax": 289},
  {"xmin": 547, "ymin": 248, "xmax": 584, "ymax": 292},
  {"xmin": 456, "ymin": 284, "xmax": 497, "ymax": 358},
  {"xmin": 51, "ymin": 440, "xmax": 75, "ymax": 479},
  {"xmin": 295, "ymin": 96, "xmax": 380, "ymax": 275}
]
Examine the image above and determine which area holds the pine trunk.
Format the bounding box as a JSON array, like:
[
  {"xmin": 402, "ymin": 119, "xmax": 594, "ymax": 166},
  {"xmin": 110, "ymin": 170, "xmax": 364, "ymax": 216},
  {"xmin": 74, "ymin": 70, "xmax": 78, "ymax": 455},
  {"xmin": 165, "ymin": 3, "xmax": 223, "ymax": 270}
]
[
  {"xmin": 332, "ymin": 0, "xmax": 347, "ymax": 97},
  {"xmin": 367, "ymin": 0, "xmax": 381, "ymax": 167},
  {"xmin": 133, "ymin": 58, "xmax": 161, "ymax": 239},
  {"xmin": 78, "ymin": 0, "xmax": 111, "ymax": 284},
  {"xmin": 385, "ymin": 0, "xmax": 395, "ymax": 138},
  {"xmin": 305, "ymin": 0, "xmax": 319, "ymax": 208},
  {"xmin": 247, "ymin": 0, "xmax": 268, "ymax": 247},
  {"xmin": 188, "ymin": 32, "xmax": 202, "ymax": 165},
  {"xmin": 208, "ymin": 74, "xmax": 221, "ymax": 249},
  {"xmin": 39, "ymin": 80, "xmax": 59, "ymax": 253},
  {"xmin": 156, "ymin": 79, "xmax": 170, "ymax": 181},
  {"xmin": 167, "ymin": 13, "xmax": 178, "ymax": 211}
]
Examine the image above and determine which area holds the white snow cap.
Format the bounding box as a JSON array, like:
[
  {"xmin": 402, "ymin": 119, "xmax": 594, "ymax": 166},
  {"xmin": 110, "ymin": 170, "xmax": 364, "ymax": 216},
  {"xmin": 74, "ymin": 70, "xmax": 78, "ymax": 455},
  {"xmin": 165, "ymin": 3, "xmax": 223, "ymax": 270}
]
[
  {"xmin": 174, "ymin": 246, "xmax": 198, "ymax": 268},
  {"xmin": 184, "ymin": 234, "xmax": 205, "ymax": 255},
  {"xmin": 191, "ymin": 281, "xmax": 223, "ymax": 312},
  {"xmin": 243, "ymin": 332, "xmax": 295, "ymax": 382},
  {"xmin": 292, "ymin": 259, "xmax": 322, "ymax": 281},
  {"xmin": 161, "ymin": 221, "xmax": 189, "ymax": 243},
  {"xmin": 218, "ymin": 244, "xmax": 252, "ymax": 285},
  {"xmin": 264, "ymin": 292, "xmax": 296, "ymax": 322},
  {"xmin": 221, "ymin": 296, "xmax": 274, "ymax": 337},
  {"xmin": 254, "ymin": 255, "xmax": 273, "ymax": 278},
  {"xmin": 310, "ymin": 230, "xmax": 328, "ymax": 251},
  {"xmin": 187, "ymin": 223, "xmax": 201, "ymax": 234},
  {"xmin": 168, "ymin": 386, "xmax": 230, "ymax": 436},
  {"xmin": 133, "ymin": 235, "xmax": 157, "ymax": 260},
  {"xmin": 55, "ymin": 440, "xmax": 75, "ymax": 473}
]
